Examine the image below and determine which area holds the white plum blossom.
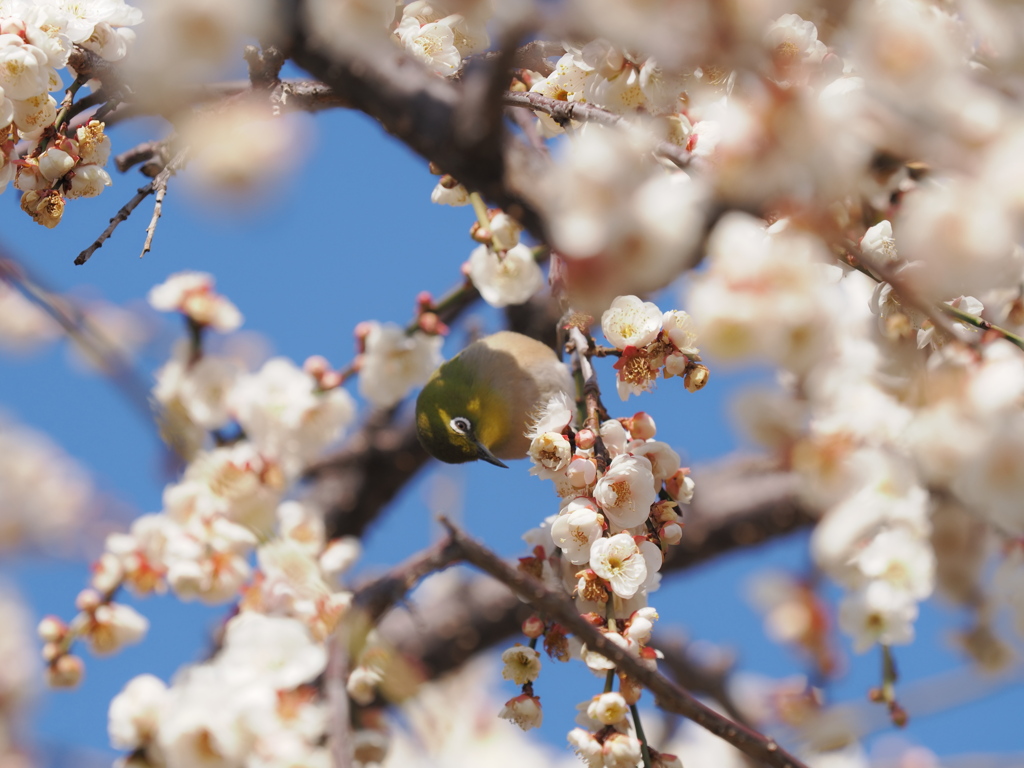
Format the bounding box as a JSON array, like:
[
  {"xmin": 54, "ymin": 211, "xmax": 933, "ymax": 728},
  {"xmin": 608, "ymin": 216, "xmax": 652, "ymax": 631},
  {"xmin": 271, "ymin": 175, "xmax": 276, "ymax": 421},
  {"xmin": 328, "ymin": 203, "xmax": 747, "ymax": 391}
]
[
  {"xmin": 65, "ymin": 163, "xmax": 112, "ymax": 198},
  {"xmin": 589, "ymin": 533, "xmax": 647, "ymax": 599},
  {"xmin": 467, "ymin": 243, "xmax": 544, "ymax": 308},
  {"xmin": 500, "ymin": 645, "xmax": 541, "ymax": 686},
  {"xmin": 853, "ymin": 527, "xmax": 935, "ymax": 600},
  {"xmin": 216, "ymin": 613, "xmax": 327, "ymax": 690},
  {"xmin": 153, "ymin": 345, "xmax": 241, "ymax": 431},
  {"xmin": 499, "ymin": 693, "xmax": 542, "ymax": 730},
  {"xmin": 528, "ymin": 431, "xmax": 572, "ymax": 478},
  {"xmin": 430, "ymin": 179, "xmax": 469, "ymax": 206},
  {"xmin": 86, "ymin": 602, "xmax": 149, "ymax": 655},
  {"xmin": 586, "ymin": 692, "xmax": 629, "ymax": 725},
  {"xmin": 594, "ymin": 453, "xmax": 657, "ymax": 529},
  {"xmin": 601, "ymin": 295, "xmax": 663, "ymax": 350},
  {"xmin": 108, "ymin": 674, "xmax": 169, "ymax": 750},
  {"xmin": 550, "ymin": 498, "xmax": 604, "ymax": 565},
  {"xmin": 357, "ymin": 321, "xmax": 443, "ymax": 409},
  {"xmin": 838, "ymin": 580, "xmax": 918, "ymax": 653},
  {"xmin": 319, "ymin": 536, "xmax": 361, "ymax": 582},
  {"xmin": 230, "ymin": 357, "xmax": 355, "ymax": 474},
  {"xmin": 149, "ymin": 272, "xmax": 243, "ymax": 332},
  {"xmin": 399, "ymin": 19, "xmax": 462, "ymax": 76}
]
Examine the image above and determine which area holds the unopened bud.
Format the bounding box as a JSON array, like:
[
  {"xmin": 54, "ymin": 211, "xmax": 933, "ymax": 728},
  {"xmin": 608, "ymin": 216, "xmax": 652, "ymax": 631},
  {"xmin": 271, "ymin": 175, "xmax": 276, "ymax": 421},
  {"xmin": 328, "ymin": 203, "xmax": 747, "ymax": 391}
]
[
  {"xmin": 353, "ymin": 321, "xmax": 373, "ymax": 349},
  {"xmin": 415, "ymin": 291, "xmax": 434, "ymax": 311},
  {"xmin": 618, "ymin": 673, "xmax": 642, "ymax": 705},
  {"xmin": 41, "ymin": 641, "xmax": 62, "ymax": 663},
  {"xmin": 47, "ymin": 654, "xmax": 84, "ymax": 688},
  {"xmin": 659, "ymin": 522, "xmax": 683, "ymax": 546},
  {"xmin": 417, "ymin": 311, "xmax": 448, "ymax": 336},
  {"xmin": 303, "ymin": 355, "xmax": 330, "ymax": 377},
  {"xmin": 428, "ymin": 162, "xmax": 443, "ymax": 175},
  {"xmin": 438, "ymin": 173, "xmax": 459, "ymax": 189},
  {"xmin": 37, "ymin": 616, "xmax": 68, "ymax": 643},
  {"xmin": 629, "ymin": 412, "xmax": 656, "ymax": 440},
  {"xmin": 890, "ymin": 703, "xmax": 908, "ymax": 728},
  {"xmin": 75, "ymin": 589, "xmax": 101, "ymax": 612},
  {"xmin": 319, "ymin": 370, "xmax": 343, "ymax": 390},
  {"xmin": 868, "ymin": 687, "xmax": 884, "ymax": 703},
  {"xmin": 684, "ymin": 364, "xmax": 709, "ymax": 392},
  {"xmin": 522, "ymin": 616, "xmax": 545, "ymax": 639},
  {"xmin": 666, "ymin": 468, "xmax": 694, "ymax": 503},
  {"xmin": 470, "ymin": 222, "xmax": 491, "ymax": 244},
  {"xmin": 575, "ymin": 428, "xmax": 596, "ymax": 450}
]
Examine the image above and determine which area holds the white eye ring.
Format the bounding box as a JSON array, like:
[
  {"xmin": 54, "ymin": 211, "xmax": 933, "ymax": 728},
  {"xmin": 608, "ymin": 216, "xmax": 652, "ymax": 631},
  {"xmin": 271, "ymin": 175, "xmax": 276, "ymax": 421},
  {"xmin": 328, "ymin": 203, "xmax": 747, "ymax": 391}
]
[{"xmin": 450, "ymin": 417, "xmax": 471, "ymax": 435}]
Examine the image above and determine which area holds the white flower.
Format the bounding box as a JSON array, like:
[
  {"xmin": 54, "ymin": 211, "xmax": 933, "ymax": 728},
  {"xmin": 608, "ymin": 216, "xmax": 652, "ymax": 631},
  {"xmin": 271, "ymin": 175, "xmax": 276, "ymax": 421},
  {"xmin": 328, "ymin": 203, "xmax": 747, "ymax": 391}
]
[
  {"xmin": 165, "ymin": 516, "xmax": 256, "ymax": 604},
  {"xmin": 551, "ymin": 498, "xmax": 604, "ymax": 565},
  {"xmin": 594, "ymin": 453, "xmax": 657, "ymax": 529},
  {"xmin": 357, "ymin": 322, "xmax": 443, "ymax": 409},
  {"xmin": 599, "ymin": 419, "xmax": 629, "ymax": 457},
  {"xmin": 217, "ymin": 613, "xmax": 327, "ymax": 689},
  {"xmin": 604, "ymin": 733, "xmax": 644, "ymax": 768},
  {"xmin": 499, "ymin": 693, "xmax": 542, "ymax": 730},
  {"xmin": 500, "ymin": 645, "xmax": 541, "ymax": 685},
  {"xmin": 319, "ymin": 537, "xmax": 361, "ymax": 582},
  {"xmin": 148, "ymin": 272, "xmax": 243, "ymax": 332},
  {"xmin": 255, "ymin": 540, "xmax": 349, "ymax": 639},
  {"xmin": 430, "ymin": 179, "xmax": 470, "ymax": 206},
  {"xmin": 662, "ymin": 310, "xmax": 700, "ymax": 356},
  {"xmin": 400, "ymin": 19, "xmax": 462, "ymax": 76},
  {"xmin": 86, "ymin": 602, "xmax": 149, "ymax": 654},
  {"xmin": 528, "ymin": 391, "xmax": 575, "ymax": 438},
  {"xmin": 581, "ymin": 631, "xmax": 637, "ymax": 673},
  {"xmin": 629, "ymin": 440, "xmax": 681, "ymax": 483},
  {"xmin": 231, "ymin": 358, "xmax": 355, "ymax": 474},
  {"xmin": 108, "ymin": 674, "xmax": 168, "ymax": 750},
  {"xmin": 567, "ymin": 457, "xmax": 597, "ymax": 489},
  {"xmin": 37, "ymin": 147, "xmax": 74, "ymax": 181},
  {"xmin": 586, "ymin": 692, "xmax": 629, "ymax": 725},
  {"xmin": 76, "ymin": 120, "xmax": 111, "ymax": 165},
  {"xmin": 860, "ymin": 220, "xmax": 898, "ymax": 264},
  {"xmin": 625, "ymin": 606, "xmax": 659, "ymax": 644},
  {"xmin": 278, "ymin": 500, "xmax": 326, "ymax": 556},
  {"xmin": 347, "ymin": 664, "xmax": 382, "ymax": 705},
  {"xmin": 468, "ymin": 243, "xmax": 544, "ymax": 308},
  {"xmin": 838, "ymin": 580, "xmax": 918, "ymax": 653},
  {"xmin": 528, "ymin": 431, "xmax": 572, "ymax": 477},
  {"xmin": 0, "ymin": 35, "xmax": 51, "ymax": 99},
  {"xmin": 65, "ymin": 162, "xmax": 111, "ymax": 198},
  {"xmin": 153, "ymin": 345, "xmax": 241, "ymax": 430},
  {"xmin": 764, "ymin": 13, "xmax": 826, "ymax": 82},
  {"xmin": 601, "ymin": 295, "xmax": 663, "ymax": 350},
  {"xmin": 589, "ymin": 533, "xmax": 647, "ymax": 599},
  {"xmin": 568, "ymin": 728, "xmax": 603, "ymax": 768},
  {"xmin": 12, "ymin": 91, "xmax": 55, "ymax": 135},
  {"xmin": 853, "ymin": 527, "xmax": 935, "ymax": 600}
]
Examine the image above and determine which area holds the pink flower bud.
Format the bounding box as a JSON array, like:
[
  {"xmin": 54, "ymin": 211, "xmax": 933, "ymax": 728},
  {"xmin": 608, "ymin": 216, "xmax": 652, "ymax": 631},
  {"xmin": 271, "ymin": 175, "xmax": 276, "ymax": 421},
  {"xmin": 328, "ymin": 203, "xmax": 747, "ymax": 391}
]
[
  {"xmin": 522, "ymin": 616, "xmax": 545, "ymax": 639},
  {"xmin": 416, "ymin": 291, "xmax": 434, "ymax": 310},
  {"xmin": 575, "ymin": 428, "xmax": 596, "ymax": 450},
  {"xmin": 47, "ymin": 654, "xmax": 84, "ymax": 688},
  {"xmin": 37, "ymin": 616, "xmax": 68, "ymax": 643},
  {"xmin": 303, "ymin": 355, "xmax": 330, "ymax": 377},
  {"xmin": 630, "ymin": 412, "xmax": 656, "ymax": 440},
  {"xmin": 75, "ymin": 589, "xmax": 101, "ymax": 612},
  {"xmin": 41, "ymin": 641, "xmax": 62, "ymax": 663},
  {"xmin": 319, "ymin": 370, "xmax": 343, "ymax": 390},
  {"xmin": 659, "ymin": 522, "xmax": 683, "ymax": 546}
]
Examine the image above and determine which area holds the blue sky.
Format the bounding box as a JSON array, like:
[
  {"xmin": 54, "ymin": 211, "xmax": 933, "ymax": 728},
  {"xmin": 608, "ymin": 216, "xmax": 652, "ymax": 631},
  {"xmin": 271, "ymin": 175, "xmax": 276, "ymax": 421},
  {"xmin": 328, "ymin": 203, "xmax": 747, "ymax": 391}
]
[{"xmin": 1, "ymin": 102, "xmax": 1021, "ymax": 766}]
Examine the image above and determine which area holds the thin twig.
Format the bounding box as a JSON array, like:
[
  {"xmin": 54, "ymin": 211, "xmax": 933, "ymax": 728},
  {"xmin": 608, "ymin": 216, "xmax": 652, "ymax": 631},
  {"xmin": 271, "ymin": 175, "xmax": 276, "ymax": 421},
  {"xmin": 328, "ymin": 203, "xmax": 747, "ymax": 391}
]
[
  {"xmin": 0, "ymin": 249, "xmax": 157, "ymax": 425},
  {"xmin": 503, "ymin": 90, "xmax": 693, "ymax": 169},
  {"xmin": 140, "ymin": 149, "xmax": 188, "ymax": 259},
  {"xmin": 438, "ymin": 519, "xmax": 810, "ymax": 768},
  {"xmin": 76, "ymin": 148, "xmax": 187, "ymax": 266}
]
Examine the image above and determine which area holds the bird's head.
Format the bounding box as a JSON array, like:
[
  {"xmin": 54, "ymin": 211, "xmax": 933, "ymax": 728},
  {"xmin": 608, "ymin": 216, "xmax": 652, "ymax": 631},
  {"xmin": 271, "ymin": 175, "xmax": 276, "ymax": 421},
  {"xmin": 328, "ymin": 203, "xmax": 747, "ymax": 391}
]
[{"xmin": 415, "ymin": 357, "xmax": 509, "ymax": 468}]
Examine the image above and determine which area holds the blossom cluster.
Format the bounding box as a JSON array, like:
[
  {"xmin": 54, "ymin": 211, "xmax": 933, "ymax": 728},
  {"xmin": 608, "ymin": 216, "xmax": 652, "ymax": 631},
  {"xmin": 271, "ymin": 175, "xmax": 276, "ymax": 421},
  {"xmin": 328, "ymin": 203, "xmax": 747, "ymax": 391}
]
[
  {"xmin": 45, "ymin": 272, "xmax": 360, "ymax": 717},
  {"xmin": 393, "ymin": 0, "xmax": 490, "ymax": 78},
  {"xmin": 599, "ymin": 295, "xmax": 706, "ymax": 400},
  {"xmin": 0, "ymin": 0, "xmax": 141, "ymax": 226},
  {"xmin": 497, "ymin": 346, "xmax": 697, "ymax": 759},
  {"xmin": 107, "ymin": 613, "xmax": 331, "ymax": 768}
]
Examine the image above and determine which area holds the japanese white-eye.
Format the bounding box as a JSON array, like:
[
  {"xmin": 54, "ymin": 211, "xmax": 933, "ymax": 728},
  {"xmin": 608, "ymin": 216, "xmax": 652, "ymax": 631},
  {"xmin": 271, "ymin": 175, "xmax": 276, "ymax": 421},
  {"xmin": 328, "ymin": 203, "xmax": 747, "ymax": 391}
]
[{"xmin": 415, "ymin": 331, "xmax": 573, "ymax": 467}]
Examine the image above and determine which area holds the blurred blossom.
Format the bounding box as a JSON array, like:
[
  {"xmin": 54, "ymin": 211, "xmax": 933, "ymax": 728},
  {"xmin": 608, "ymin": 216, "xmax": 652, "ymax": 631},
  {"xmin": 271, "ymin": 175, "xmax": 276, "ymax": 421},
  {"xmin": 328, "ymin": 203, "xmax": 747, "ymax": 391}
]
[
  {"xmin": 0, "ymin": 586, "xmax": 36, "ymax": 763},
  {"xmin": 0, "ymin": 414, "xmax": 92, "ymax": 551},
  {"xmin": 177, "ymin": 103, "xmax": 309, "ymax": 204},
  {"xmin": 0, "ymin": 281, "xmax": 58, "ymax": 352}
]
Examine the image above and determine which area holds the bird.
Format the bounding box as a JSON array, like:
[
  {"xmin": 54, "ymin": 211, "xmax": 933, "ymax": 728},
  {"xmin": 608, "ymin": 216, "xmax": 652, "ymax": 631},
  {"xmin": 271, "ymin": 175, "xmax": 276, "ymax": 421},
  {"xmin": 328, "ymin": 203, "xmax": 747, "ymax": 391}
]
[{"xmin": 415, "ymin": 331, "xmax": 574, "ymax": 467}]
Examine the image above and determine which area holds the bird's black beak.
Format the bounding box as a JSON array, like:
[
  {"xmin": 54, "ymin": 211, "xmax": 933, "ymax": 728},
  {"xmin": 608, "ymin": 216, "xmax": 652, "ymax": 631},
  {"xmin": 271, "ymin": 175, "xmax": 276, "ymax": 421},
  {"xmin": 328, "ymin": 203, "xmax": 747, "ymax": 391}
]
[{"xmin": 475, "ymin": 440, "xmax": 508, "ymax": 468}]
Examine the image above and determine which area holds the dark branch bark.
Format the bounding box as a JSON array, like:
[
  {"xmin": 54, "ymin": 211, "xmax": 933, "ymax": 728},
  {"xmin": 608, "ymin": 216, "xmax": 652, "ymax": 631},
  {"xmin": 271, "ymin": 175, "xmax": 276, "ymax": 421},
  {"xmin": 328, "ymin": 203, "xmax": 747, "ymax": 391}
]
[{"xmin": 372, "ymin": 458, "xmax": 812, "ymax": 679}]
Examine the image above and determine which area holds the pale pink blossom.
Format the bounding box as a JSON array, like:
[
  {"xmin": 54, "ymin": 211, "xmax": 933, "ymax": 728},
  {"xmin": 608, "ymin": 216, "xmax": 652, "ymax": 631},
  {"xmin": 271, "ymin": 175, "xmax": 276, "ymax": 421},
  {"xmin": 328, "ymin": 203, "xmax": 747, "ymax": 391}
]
[
  {"xmin": 589, "ymin": 533, "xmax": 647, "ymax": 598},
  {"xmin": 594, "ymin": 453, "xmax": 657, "ymax": 529},
  {"xmin": 500, "ymin": 645, "xmax": 541, "ymax": 685},
  {"xmin": 468, "ymin": 243, "xmax": 544, "ymax": 308},
  {"xmin": 357, "ymin": 321, "xmax": 443, "ymax": 409},
  {"xmin": 601, "ymin": 295, "xmax": 663, "ymax": 350},
  {"xmin": 499, "ymin": 693, "xmax": 542, "ymax": 730},
  {"xmin": 551, "ymin": 498, "xmax": 604, "ymax": 565}
]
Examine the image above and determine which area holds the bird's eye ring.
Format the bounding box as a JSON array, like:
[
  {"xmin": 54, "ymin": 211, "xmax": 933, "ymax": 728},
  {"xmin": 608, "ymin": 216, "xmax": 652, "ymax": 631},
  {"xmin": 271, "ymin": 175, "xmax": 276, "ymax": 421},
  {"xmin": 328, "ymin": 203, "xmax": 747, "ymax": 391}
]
[{"xmin": 450, "ymin": 416, "xmax": 471, "ymax": 435}]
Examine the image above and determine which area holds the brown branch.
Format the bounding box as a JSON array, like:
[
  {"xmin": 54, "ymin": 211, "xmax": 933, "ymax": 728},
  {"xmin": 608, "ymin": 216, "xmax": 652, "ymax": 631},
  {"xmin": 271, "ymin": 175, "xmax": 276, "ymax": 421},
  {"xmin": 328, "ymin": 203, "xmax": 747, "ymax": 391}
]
[
  {"xmin": 503, "ymin": 90, "xmax": 693, "ymax": 169},
  {"xmin": 289, "ymin": 10, "xmax": 551, "ymax": 242},
  {"xmin": 376, "ymin": 457, "xmax": 812, "ymax": 680},
  {"xmin": 75, "ymin": 148, "xmax": 187, "ymax": 265},
  {"xmin": 438, "ymin": 519, "xmax": 810, "ymax": 768}
]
